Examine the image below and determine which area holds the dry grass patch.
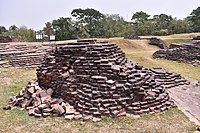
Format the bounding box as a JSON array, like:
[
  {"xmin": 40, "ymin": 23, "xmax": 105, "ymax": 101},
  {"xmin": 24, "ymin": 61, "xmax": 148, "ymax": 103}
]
[{"xmin": 162, "ymin": 38, "xmax": 190, "ymax": 47}]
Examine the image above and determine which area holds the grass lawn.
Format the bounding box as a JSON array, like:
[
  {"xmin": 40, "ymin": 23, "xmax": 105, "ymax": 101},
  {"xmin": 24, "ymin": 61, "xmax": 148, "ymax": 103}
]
[
  {"xmin": 0, "ymin": 37, "xmax": 199, "ymax": 132},
  {"xmin": 162, "ymin": 38, "xmax": 190, "ymax": 47}
]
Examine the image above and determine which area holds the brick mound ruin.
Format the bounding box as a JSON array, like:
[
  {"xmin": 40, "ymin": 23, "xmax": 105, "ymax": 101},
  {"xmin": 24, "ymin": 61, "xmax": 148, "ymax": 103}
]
[
  {"xmin": 150, "ymin": 68, "xmax": 189, "ymax": 88},
  {"xmin": 0, "ymin": 36, "xmax": 12, "ymax": 43},
  {"xmin": 0, "ymin": 43, "xmax": 53, "ymax": 67},
  {"xmin": 149, "ymin": 37, "xmax": 168, "ymax": 49},
  {"xmin": 4, "ymin": 41, "xmax": 190, "ymax": 121},
  {"xmin": 153, "ymin": 39, "xmax": 200, "ymax": 66}
]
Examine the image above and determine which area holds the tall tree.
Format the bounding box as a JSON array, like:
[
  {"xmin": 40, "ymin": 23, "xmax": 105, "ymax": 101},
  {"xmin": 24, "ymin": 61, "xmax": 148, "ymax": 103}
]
[
  {"xmin": 131, "ymin": 11, "xmax": 150, "ymax": 23},
  {"xmin": 152, "ymin": 14, "xmax": 173, "ymax": 30},
  {"xmin": 188, "ymin": 6, "xmax": 200, "ymax": 32},
  {"xmin": 3, "ymin": 26, "xmax": 35, "ymax": 41},
  {"xmin": 133, "ymin": 21, "xmax": 156, "ymax": 36},
  {"xmin": 71, "ymin": 8, "xmax": 105, "ymax": 37},
  {"xmin": 43, "ymin": 22, "xmax": 54, "ymax": 40},
  {"xmin": 74, "ymin": 21, "xmax": 90, "ymax": 38},
  {"xmin": 14, "ymin": 26, "xmax": 35, "ymax": 41},
  {"xmin": 95, "ymin": 14, "xmax": 133, "ymax": 38},
  {"xmin": 168, "ymin": 19, "xmax": 190, "ymax": 34},
  {"xmin": 9, "ymin": 25, "xmax": 18, "ymax": 32},
  {"xmin": 0, "ymin": 26, "xmax": 7, "ymax": 34},
  {"xmin": 52, "ymin": 17, "xmax": 77, "ymax": 40}
]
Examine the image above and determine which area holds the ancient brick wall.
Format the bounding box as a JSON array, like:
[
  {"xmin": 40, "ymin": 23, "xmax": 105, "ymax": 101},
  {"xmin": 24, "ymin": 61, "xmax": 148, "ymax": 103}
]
[
  {"xmin": 153, "ymin": 41, "xmax": 200, "ymax": 66},
  {"xmin": 0, "ymin": 43, "xmax": 53, "ymax": 67}
]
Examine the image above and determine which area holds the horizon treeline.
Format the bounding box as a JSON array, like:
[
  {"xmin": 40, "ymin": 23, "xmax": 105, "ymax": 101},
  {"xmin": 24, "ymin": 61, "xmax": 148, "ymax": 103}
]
[{"xmin": 1, "ymin": 6, "xmax": 200, "ymax": 41}]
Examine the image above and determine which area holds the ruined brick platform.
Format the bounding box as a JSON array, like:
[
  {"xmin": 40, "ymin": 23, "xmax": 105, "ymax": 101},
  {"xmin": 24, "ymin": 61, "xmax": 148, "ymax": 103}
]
[
  {"xmin": 4, "ymin": 41, "xmax": 190, "ymax": 121},
  {"xmin": 0, "ymin": 43, "xmax": 53, "ymax": 67},
  {"xmin": 153, "ymin": 40, "xmax": 200, "ymax": 66}
]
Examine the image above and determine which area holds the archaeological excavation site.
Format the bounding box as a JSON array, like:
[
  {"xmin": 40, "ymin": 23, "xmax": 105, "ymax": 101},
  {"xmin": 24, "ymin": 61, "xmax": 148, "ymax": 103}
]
[
  {"xmin": 153, "ymin": 37, "xmax": 200, "ymax": 66},
  {"xmin": 3, "ymin": 39, "xmax": 194, "ymax": 121}
]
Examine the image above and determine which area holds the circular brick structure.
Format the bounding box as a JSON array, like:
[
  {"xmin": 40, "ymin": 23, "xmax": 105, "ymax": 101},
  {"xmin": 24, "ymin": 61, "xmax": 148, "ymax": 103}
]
[{"xmin": 36, "ymin": 42, "xmax": 175, "ymax": 117}]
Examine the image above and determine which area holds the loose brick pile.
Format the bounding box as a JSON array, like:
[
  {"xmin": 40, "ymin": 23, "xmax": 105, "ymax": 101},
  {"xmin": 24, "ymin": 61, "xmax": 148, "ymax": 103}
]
[
  {"xmin": 0, "ymin": 43, "xmax": 53, "ymax": 67},
  {"xmin": 153, "ymin": 40, "xmax": 200, "ymax": 66},
  {"xmin": 4, "ymin": 80, "xmax": 77, "ymax": 119},
  {"xmin": 4, "ymin": 41, "xmax": 190, "ymax": 121}
]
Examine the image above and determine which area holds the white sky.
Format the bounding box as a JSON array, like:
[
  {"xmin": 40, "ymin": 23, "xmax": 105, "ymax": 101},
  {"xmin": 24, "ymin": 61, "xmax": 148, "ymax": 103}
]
[{"xmin": 0, "ymin": 0, "xmax": 200, "ymax": 30}]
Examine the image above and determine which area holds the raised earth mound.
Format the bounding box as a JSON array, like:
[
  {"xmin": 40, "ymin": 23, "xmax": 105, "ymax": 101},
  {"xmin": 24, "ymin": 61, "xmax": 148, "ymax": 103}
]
[
  {"xmin": 153, "ymin": 39, "xmax": 200, "ymax": 66},
  {"xmin": 149, "ymin": 37, "xmax": 168, "ymax": 49},
  {"xmin": 4, "ymin": 41, "xmax": 189, "ymax": 121}
]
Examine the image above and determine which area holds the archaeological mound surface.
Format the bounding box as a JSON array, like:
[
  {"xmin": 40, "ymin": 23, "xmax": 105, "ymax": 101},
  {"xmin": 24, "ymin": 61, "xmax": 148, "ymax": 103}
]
[{"xmin": 5, "ymin": 41, "xmax": 189, "ymax": 121}]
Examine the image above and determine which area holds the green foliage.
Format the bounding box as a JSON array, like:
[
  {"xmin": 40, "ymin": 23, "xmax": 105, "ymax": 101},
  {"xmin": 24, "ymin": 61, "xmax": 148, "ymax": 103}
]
[
  {"xmin": 131, "ymin": 11, "xmax": 191, "ymax": 36},
  {"xmin": 99, "ymin": 14, "xmax": 133, "ymax": 37},
  {"xmin": 71, "ymin": 8, "xmax": 105, "ymax": 37},
  {"xmin": 152, "ymin": 14, "xmax": 173, "ymax": 30},
  {"xmin": 157, "ymin": 29, "xmax": 169, "ymax": 36},
  {"xmin": 9, "ymin": 25, "xmax": 18, "ymax": 32},
  {"xmin": 188, "ymin": 6, "xmax": 200, "ymax": 32},
  {"xmin": 3, "ymin": 7, "xmax": 200, "ymax": 40},
  {"xmin": 49, "ymin": 10, "xmax": 134, "ymax": 40},
  {"xmin": 0, "ymin": 26, "xmax": 7, "ymax": 34},
  {"xmin": 133, "ymin": 21, "xmax": 156, "ymax": 36},
  {"xmin": 131, "ymin": 11, "xmax": 150, "ymax": 23},
  {"xmin": 52, "ymin": 17, "xmax": 77, "ymax": 40},
  {"xmin": 43, "ymin": 22, "xmax": 54, "ymax": 40},
  {"xmin": 168, "ymin": 19, "xmax": 191, "ymax": 34},
  {"xmin": 2, "ymin": 26, "xmax": 35, "ymax": 42},
  {"xmin": 74, "ymin": 22, "xmax": 90, "ymax": 39}
]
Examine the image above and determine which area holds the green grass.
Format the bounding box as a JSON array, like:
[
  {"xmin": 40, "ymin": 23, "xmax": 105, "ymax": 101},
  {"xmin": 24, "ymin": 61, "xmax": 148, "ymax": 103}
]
[
  {"xmin": 162, "ymin": 38, "xmax": 190, "ymax": 47},
  {"xmin": 125, "ymin": 51, "xmax": 200, "ymax": 80},
  {"xmin": 161, "ymin": 33, "xmax": 200, "ymax": 39}
]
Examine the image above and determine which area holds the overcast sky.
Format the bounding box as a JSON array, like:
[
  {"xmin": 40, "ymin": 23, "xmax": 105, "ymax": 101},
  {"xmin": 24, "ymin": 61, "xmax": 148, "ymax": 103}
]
[{"xmin": 1, "ymin": 0, "xmax": 200, "ymax": 31}]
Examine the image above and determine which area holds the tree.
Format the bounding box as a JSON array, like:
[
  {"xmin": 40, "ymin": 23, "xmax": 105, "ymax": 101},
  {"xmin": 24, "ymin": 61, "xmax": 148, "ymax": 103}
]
[
  {"xmin": 133, "ymin": 21, "xmax": 156, "ymax": 36},
  {"xmin": 3, "ymin": 26, "xmax": 35, "ymax": 41},
  {"xmin": 71, "ymin": 8, "xmax": 105, "ymax": 37},
  {"xmin": 14, "ymin": 26, "xmax": 35, "ymax": 41},
  {"xmin": 52, "ymin": 17, "xmax": 77, "ymax": 40},
  {"xmin": 43, "ymin": 22, "xmax": 54, "ymax": 40},
  {"xmin": 131, "ymin": 11, "xmax": 150, "ymax": 23},
  {"xmin": 0, "ymin": 26, "xmax": 7, "ymax": 34},
  {"xmin": 168, "ymin": 19, "xmax": 190, "ymax": 34},
  {"xmin": 188, "ymin": 6, "xmax": 200, "ymax": 32},
  {"xmin": 97, "ymin": 14, "xmax": 133, "ymax": 38},
  {"xmin": 9, "ymin": 25, "xmax": 18, "ymax": 32},
  {"xmin": 152, "ymin": 14, "xmax": 173, "ymax": 30},
  {"xmin": 130, "ymin": 11, "xmax": 157, "ymax": 36},
  {"xmin": 74, "ymin": 21, "xmax": 90, "ymax": 38}
]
